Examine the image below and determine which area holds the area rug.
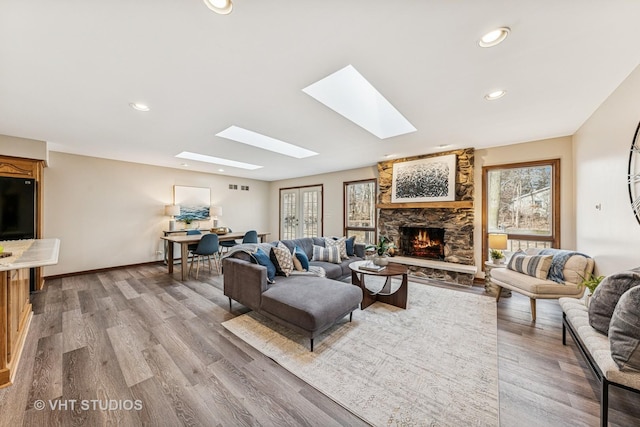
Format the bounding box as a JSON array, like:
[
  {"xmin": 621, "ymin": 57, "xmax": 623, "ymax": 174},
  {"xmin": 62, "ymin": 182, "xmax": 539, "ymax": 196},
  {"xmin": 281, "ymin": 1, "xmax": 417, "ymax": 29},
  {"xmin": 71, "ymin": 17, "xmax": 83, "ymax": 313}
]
[{"xmin": 222, "ymin": 280, "xmax": 499, "ymax": 426}]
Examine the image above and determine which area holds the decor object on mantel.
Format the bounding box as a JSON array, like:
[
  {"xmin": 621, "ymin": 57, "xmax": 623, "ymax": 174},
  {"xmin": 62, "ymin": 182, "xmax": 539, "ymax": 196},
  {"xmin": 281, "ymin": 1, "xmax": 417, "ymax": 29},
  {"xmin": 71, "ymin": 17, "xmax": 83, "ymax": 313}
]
[
  {"xmin": 222, "ymin": 280, "xmax": 499, "ymax": 426},
  {"xmin": 488, "ymin": 233, "xmax": 508, "ymax": 264}
]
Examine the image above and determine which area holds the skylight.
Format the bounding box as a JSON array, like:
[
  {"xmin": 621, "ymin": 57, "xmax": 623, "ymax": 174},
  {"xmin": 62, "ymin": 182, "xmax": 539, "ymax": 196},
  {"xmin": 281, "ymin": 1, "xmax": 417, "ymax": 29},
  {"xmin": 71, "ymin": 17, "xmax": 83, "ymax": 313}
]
[
  {"xmin": 216, "ymin": 126, "xmax": 318, "ymax": 158},
  {"xmin": 175, "ymin": 151, "xmax": 263, "ymax": 170},
  {"xmin": 302, "ymin": 64, "xmax": 416, "ymax": 139}
]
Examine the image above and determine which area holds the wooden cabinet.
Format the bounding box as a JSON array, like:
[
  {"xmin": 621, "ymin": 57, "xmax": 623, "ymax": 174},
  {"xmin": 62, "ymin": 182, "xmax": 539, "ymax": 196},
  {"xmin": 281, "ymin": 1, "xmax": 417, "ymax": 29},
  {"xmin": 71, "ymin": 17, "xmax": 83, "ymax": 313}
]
[
  {"xmin": 0, "ymin": 155, "xmax": 45, "ymax": 290},
  {"xmin": 0, "ymin": 268, "xmax": 32, "ymax": 388}
]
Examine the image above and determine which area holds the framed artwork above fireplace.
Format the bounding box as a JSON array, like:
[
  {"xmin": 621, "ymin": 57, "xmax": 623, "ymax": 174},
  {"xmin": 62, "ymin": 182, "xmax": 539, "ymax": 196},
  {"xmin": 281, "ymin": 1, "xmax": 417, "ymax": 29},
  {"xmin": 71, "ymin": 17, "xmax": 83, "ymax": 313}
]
[{"xmin": 391, "ymin": 154, "xmax": 456, "ymax": 203}]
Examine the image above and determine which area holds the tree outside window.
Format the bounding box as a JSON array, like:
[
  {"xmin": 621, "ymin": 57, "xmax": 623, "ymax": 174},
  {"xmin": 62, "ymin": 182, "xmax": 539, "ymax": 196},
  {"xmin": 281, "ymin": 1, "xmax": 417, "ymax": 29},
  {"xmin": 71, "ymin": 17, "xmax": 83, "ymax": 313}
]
[
  {"xmin": 344, "ymin": 179, "xmax": 377, "ymax": 246},
  {"xmin": 483, "ymin": 159, "xmax": 560, "ymax": 264}
]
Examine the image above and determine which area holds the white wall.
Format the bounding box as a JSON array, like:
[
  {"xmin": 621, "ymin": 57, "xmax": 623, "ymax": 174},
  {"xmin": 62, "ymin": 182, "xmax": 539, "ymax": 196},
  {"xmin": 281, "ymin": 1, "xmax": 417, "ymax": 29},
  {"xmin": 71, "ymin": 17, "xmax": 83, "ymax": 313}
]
[
  {"xmin": 574, "ymin": 64, "xmax": 640, "ymax": 275},
  {"xmin": 43, "ymin": 152, "xmax": 270, "ymax": 276},
  {"xmin": 268, "ymin": 166, "xmax": 377, "ymax": 239},
  {"xmin": 474, "ymin": 136, "xmax": 576, "ymax": 270}
]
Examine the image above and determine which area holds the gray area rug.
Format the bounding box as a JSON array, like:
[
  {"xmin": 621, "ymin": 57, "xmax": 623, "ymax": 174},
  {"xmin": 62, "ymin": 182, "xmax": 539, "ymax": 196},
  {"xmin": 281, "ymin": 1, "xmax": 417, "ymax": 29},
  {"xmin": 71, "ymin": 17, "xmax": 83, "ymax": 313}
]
[{"xmin": 222, "ymin": 280, "xmax": 499, "ymax": 426}]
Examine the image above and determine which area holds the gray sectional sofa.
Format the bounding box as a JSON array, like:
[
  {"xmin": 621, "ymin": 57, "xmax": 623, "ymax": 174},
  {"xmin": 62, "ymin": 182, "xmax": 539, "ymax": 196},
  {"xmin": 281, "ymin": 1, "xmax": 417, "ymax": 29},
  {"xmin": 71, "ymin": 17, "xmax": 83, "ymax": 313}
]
[{"xmin": 222, "ymin": 237, "xmax": 365, "ymax": 351}]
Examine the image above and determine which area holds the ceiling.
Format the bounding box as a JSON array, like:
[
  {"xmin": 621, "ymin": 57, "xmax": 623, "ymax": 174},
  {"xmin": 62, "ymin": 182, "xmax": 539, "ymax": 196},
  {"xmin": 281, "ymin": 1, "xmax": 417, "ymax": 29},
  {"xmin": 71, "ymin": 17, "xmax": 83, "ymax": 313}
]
[{"xmin": 1, "ymin": 1, "xmax": 640, "ymax": 181}]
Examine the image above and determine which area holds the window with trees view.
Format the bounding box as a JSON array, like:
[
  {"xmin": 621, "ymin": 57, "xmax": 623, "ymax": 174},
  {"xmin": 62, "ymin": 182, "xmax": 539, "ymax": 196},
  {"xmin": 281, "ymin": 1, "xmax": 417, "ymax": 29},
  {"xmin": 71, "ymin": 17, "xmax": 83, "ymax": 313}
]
[
  {"xmin": 482, "ymin": 159, "xmax": 560, "ymax": 263},
  {"xmin": 344, "ymin": 179, "xmax": 377, "ymax": 246}
]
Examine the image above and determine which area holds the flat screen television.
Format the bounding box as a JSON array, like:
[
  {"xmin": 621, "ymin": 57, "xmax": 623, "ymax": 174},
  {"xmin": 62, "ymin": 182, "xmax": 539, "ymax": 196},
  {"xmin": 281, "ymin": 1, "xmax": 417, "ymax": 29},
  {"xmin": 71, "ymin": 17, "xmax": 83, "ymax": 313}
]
[{"xmin": 0, "ymin": 176, "xmax": 36, "ymax": 240}]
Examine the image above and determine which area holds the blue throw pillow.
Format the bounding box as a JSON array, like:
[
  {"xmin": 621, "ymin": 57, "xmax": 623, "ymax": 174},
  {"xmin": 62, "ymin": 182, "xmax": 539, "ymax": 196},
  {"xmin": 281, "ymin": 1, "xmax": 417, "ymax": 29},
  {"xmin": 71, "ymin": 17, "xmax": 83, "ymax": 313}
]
[
  {"xmin": 345, "ymin": 236, "xmax": 356, "ymax": 256},
  {"xmin": 293, "ymin": 246, "xmax": 310, "ymax": 271},
  {"xmin": 253, "ymin": 247, "xmax": 276, "ymax": 283}
]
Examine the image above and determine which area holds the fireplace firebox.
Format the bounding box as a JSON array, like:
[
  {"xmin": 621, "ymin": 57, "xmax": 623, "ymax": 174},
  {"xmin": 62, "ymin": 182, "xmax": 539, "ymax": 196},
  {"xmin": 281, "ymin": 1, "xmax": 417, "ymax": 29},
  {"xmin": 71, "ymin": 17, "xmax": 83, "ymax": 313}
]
[{"xmin": 399, "ymin": 226, "xmax": 445, "ymax": 260}]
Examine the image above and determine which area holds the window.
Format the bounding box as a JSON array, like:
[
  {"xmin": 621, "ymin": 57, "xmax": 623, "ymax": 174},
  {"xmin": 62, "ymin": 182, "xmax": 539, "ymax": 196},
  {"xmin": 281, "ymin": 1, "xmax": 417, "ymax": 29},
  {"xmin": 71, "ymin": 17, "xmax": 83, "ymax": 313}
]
[
  {"xmin": 482, "ymin": 159, "xmax": 560, "ymax": 264},
  {"xmin": 280, "ymin": 185, "xmax": 323, "ymax": 240},
  {"xmin": 344, "ymin": 179, "xmax": 377, "ymax": 245}
]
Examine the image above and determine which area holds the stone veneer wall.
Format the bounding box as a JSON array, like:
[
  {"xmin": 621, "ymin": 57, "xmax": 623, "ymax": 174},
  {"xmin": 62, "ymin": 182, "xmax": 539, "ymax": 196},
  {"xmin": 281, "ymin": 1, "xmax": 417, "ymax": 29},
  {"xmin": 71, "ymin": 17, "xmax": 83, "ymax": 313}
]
[{"xmin": 377, "ymin": 148, "xmax": 475, "ymax": 282}]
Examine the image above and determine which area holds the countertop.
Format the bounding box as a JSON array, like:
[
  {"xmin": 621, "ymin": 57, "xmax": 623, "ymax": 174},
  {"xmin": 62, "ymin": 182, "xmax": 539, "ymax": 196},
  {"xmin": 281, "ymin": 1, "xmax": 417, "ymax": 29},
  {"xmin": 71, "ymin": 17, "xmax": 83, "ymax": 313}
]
[{"xmin": 0, "ymin": 238, "xmax": 60, "ymax": 272}]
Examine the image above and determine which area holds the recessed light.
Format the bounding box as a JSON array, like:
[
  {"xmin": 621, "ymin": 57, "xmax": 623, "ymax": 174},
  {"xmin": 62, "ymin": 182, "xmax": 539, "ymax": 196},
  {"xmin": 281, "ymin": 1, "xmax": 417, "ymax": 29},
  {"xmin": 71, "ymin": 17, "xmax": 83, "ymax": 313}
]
[
  {"xmin": 216, "ymin": 126, "xmax": 318, "ymax": 158},
  {"xmin": 384, "ymin": 154, "xmax": 397, "ymax": 159},
  {"xmin": 218, "ymin": 169, "xmax": 224, "ymax": 172},
  {"xmin": 129, "ymin": 102, "xmax": 150, "ymax": 112},
  {"xmin": 176, "ymin": 151, "xmax": 263, "ymax": 170},
  {"xmin": 181, "ymin": 163, "xmax": 189, "ymax": 167},
  {"xmin": 203, "ymin": 0, "xmax": 232, "ymax": 14},
  {"xmin": 437, "ymin": 144, "xmax": 452, "ymax": 149},
  {"xmin": 485, "ymin": 90, "xmax": 506, "ymax": 101},
  {"xmin": 303, "ymin": 64, "xmax": 417, "ymax": 139},
  {"xmin": 478, "ymin": 27, "xmax": 510, "ymax": 48}
]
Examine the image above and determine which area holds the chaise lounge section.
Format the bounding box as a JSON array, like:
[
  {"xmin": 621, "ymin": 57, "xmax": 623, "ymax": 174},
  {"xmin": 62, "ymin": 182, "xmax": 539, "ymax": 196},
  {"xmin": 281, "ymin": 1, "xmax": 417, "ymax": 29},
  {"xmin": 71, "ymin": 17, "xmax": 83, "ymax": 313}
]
[{"xmin": 222, "ymin": 237, "xmax": 365, "ymax": 351}]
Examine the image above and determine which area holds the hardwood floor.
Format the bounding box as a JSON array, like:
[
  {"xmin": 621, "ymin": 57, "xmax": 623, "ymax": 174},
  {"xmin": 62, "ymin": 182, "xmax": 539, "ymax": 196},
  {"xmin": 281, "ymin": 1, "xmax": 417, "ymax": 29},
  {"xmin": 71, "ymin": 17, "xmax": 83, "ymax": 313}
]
[{"xmin": 0, "ymin": 264, "xmax": 638, "ymax": 426}]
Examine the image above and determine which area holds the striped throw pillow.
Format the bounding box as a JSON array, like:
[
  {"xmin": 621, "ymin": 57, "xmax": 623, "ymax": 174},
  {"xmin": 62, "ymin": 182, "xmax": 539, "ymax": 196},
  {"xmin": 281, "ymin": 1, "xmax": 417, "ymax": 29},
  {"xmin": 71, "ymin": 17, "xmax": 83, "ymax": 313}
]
[
  {"xmin": 312, "ymin": 245, "xmax": 341, "ymax": 264},
  {"xmin": 507, "ymin": 253, "xmax": 553, "ymax": 279}
]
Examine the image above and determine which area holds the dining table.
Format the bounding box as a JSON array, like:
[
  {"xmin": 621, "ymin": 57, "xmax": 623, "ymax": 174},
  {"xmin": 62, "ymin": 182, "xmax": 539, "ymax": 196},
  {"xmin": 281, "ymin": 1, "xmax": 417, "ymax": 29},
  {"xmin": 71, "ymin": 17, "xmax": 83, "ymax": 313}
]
[{"xmin": 161, "ymin": 231, "xmax": 270, "ymax": 280}]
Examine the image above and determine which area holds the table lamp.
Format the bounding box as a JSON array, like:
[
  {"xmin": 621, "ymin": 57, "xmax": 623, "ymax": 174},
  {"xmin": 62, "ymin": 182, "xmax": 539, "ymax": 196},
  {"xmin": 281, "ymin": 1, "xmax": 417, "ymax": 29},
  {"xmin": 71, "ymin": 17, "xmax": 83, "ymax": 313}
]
[
  {"xmin": 488, "ymin": 233, "xmax": 508, "ymax": 264},
  {"xmin": 165, "ymin": 204, "xmax": 181, "ymax": 231},
  {"xmin": 211, "ymin": 206, "xmax": 222, "ymax": 228}
]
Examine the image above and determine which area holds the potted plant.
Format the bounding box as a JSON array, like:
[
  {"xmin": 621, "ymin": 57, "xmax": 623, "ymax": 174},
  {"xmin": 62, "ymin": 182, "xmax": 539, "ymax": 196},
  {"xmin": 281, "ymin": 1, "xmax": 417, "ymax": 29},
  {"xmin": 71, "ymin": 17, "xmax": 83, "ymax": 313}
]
[
  {"xmin": 366, "ymin": 236, "xmax": 395, "ymax": 266},
  {"xmin": 578, "ymin": 272, "xmax": 605, "ymax": 307},
  {"xmin": 181, "ymin": 215, "xmax": 195, "ymax": 229},
  {"xmin": 490, "ymin": 249, "xmax": 505, "ymax": 264}
]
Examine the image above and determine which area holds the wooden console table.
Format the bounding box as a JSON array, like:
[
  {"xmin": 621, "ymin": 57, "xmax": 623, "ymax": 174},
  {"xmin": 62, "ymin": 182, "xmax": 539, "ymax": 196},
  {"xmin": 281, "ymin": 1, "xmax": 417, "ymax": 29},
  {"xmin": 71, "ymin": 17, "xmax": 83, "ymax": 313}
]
[{"xmin": 0, "ymin": 238, "xmax": 60, "ymax": 388}]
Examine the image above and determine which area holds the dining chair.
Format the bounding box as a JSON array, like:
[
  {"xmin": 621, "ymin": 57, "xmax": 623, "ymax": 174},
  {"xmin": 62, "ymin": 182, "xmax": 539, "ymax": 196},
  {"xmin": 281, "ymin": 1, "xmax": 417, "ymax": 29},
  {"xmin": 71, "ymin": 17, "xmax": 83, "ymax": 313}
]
[
  {"xmin": 220, "ymin": 229, "xmax": 258, "ymax": 254},
  {"xmin": 185, "ymin": 229, "xmax": 202, "ymax": 262},
  {"xmin": 188, "ymin": 233, "xmax": 220, "ymax": 278}
]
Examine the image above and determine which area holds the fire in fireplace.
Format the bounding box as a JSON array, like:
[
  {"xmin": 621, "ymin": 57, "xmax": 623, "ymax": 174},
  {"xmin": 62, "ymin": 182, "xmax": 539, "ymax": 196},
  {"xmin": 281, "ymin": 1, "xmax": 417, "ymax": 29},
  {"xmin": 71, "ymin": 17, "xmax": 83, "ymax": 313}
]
[{"xmin": 399, "ymin": 226, "xmax": 445, "ymax": 260}]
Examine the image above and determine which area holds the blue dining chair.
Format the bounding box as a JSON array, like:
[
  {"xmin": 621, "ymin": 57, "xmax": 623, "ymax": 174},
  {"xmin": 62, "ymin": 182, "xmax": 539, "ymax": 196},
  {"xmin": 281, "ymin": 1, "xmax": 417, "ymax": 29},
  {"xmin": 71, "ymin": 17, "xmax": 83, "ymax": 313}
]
[
  {"xmin": 186, "ymin": 229, "xmax": 201, "ymax": 255},
  {"xmin": 220, "ymin": 229, "xmax": 259, "ymax": 253},
  {"xmin": 188, "ymin": 233, "xmax": 220, "ymax": 278}
]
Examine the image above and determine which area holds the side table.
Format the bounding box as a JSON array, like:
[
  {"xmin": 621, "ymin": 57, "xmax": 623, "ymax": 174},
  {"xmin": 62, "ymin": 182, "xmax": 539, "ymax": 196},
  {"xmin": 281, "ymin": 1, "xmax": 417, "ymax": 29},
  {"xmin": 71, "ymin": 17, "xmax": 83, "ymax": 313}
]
[{"xmin": 484, "ymin": 261, "xmax": 511, "ymax": 298}]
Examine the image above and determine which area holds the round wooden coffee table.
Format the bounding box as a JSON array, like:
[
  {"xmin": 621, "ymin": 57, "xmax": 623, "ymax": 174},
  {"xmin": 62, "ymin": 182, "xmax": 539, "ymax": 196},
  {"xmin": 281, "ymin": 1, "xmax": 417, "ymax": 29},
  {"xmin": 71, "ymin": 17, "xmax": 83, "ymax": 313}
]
[{"xmin": 349, "ymin": 260, "xmax": 408, "ymax": 309}]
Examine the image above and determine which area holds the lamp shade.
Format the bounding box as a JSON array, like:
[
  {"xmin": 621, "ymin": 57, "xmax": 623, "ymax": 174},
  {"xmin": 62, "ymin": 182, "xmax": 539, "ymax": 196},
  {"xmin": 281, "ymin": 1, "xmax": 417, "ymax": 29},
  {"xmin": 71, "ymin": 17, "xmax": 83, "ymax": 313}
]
[
  {"xmin": 210, "ymin": 206, "xmax": 222, "ymax": 217},
  {"xmin": 164, "ymin": 204, "xmax": 180, "ymax": 217},
  {"xmin": 488, "ymin": 233, "xmax": 508, "ymax": 250}
]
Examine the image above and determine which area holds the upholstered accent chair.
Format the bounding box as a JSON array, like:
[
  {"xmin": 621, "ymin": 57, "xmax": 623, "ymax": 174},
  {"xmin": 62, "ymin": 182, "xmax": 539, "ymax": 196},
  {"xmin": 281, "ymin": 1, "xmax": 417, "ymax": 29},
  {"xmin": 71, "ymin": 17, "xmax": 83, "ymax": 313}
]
[{"xmin": 492, "ymin": 248, "xmax": 595, "ymax": 321}]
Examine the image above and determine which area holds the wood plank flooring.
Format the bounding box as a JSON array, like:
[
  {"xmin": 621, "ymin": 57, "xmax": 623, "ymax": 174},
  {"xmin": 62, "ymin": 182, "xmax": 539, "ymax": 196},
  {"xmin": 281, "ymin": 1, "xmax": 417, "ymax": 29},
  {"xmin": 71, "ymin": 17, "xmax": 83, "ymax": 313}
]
[{"xmin": 0, "ymin": 264, "xmax": 638, "ymax": 426}]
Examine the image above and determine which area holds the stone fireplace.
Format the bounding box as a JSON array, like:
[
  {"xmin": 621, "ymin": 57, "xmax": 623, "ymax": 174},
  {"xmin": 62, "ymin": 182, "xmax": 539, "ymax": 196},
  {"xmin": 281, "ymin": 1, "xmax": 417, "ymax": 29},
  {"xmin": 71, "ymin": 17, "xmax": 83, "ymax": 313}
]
[{"xmin": 376, "ymin": 148, "xmax": 476, "ymax": 285}]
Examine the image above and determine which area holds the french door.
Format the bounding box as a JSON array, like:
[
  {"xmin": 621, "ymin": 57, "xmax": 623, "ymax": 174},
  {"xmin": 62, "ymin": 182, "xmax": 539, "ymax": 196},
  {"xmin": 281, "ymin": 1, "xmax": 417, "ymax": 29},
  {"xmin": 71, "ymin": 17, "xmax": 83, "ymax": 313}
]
[{"xmin": 280, "ymin": 185, "xmax": 323, "ymax": 240}]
